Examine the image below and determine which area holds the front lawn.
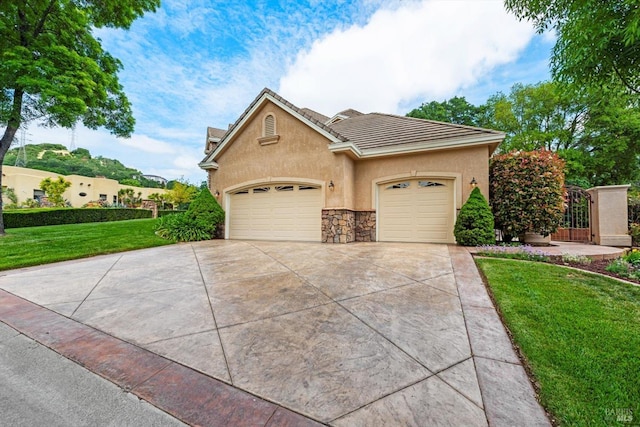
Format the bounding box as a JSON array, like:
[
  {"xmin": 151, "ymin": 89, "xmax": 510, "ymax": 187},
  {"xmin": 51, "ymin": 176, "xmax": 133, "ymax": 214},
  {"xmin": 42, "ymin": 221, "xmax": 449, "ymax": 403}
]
[
  {"xmin": 0, "ymin": 219, "xmax": 173, "ymax": 271},
  {"xmin": 476, "ymin": 258, "xmax": 640, "ymax": 426}
]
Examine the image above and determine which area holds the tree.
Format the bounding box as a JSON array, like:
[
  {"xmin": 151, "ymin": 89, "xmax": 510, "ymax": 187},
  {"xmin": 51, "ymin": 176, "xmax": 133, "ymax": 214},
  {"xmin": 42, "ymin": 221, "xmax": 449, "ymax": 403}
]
[
  {"xmin": 505, "ymin": 0, "xmax": 640, "ymax": 94},
  {"xmin": 0, "ymin": 0, "xmax": 160, "ymax": 235},
  {"xmin": 407, "ymin": 96, "xmax": 482, "ymax": 126},
  {"xmin": 40, "ymin": 176, "xmax": 71, "ymax": 207},
  {"xmin": 482, "ymin": 81, "xmax": 585, "ymax": 153},
  {"xmin": 167, "ymin": 180, "xmax": 198, "ymax": 209}
]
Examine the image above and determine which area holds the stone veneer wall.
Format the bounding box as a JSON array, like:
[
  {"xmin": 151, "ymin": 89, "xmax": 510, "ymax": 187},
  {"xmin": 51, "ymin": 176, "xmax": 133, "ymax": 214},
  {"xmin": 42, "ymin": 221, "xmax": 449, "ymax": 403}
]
[
  {"xmin": 355, "ymin": 211, "xmax": 376, "ymax": 242},
  {"xmin": 322, "ymin": 209, "xmax": 377, "ymax": 243},
  {"xmin": 322, "ymin": 209, "xmax": 355, "ymax": 243}
]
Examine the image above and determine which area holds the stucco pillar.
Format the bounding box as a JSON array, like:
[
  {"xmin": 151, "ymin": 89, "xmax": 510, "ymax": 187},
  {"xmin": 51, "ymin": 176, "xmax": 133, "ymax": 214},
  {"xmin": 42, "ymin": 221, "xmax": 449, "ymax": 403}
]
[{"xmin": 587, "ymin": 185, "xmax": 631, "ymax": 247}]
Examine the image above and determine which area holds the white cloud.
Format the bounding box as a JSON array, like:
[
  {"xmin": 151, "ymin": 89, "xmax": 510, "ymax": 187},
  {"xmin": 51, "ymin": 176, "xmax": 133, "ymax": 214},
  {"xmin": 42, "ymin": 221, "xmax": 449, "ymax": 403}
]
[{"xmin": 278, "ymin": 0, "xmax": 536, "ymax": 115}]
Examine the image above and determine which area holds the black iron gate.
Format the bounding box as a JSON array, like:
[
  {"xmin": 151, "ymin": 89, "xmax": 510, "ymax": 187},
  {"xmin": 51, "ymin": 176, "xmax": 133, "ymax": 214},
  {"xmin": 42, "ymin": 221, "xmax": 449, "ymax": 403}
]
[{"xmin": 552, "ymin": 185, "xmax": 592, "ymax": 242}]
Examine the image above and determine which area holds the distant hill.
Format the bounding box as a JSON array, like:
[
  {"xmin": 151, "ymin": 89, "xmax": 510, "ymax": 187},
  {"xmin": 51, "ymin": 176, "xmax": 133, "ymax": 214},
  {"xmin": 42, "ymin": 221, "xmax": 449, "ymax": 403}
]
[{"xmin": 2, "ymin": 143, "xmax": 164, "ymax": 188}]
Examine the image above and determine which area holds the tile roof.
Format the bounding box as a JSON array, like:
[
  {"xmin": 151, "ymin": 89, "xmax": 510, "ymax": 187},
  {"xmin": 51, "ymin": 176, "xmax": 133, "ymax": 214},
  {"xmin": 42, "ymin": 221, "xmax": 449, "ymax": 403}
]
[
  {"xmin": 328, "ymin": 113, "xmax": 503, "ymax": 152},
  {"xmin": 207, "ymin": 127, "xmax": 227, "ymax": 140},
  {"xmin": 299, "ymin": 108, "xmax": 330, "ymax": 124}
]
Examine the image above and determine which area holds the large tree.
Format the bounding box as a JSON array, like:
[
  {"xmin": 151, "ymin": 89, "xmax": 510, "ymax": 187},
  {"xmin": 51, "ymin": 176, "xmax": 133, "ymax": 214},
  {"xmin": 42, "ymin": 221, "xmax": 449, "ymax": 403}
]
[
  {"xmin": 505, "ymin": 0, "xmax": 640, "ymax": 94},
  {"xmin": 0, "ymin": 0, "xmax": 159, "ymax": 234},
  {"xmin": 407, "ymin": 96, "xmax": 482, "ymax": 126}
]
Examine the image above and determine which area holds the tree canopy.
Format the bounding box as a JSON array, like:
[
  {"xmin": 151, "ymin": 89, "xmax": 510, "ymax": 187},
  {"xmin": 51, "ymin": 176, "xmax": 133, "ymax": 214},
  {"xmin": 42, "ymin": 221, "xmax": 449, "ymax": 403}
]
[
  {"xmin": 407, "ymin": 96, "xmax": 482, "ymax": 126},
  {"xmin": 0, "ymin": 0, "xmax": 159, "ymax": 234},
  {"xmin": 407, "ymin": 81, "xmax": 640, "ymax": 187},
  {"xmin": 505, "ymin": 0, "xmax": 640, "ymax": 94}
]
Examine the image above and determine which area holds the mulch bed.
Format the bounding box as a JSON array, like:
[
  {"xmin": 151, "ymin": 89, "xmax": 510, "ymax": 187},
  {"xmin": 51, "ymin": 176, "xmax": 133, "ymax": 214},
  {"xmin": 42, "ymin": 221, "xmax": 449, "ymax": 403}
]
[{"xmin": 549, "ymin": 258, "xmax": 640, "ymax": 285}]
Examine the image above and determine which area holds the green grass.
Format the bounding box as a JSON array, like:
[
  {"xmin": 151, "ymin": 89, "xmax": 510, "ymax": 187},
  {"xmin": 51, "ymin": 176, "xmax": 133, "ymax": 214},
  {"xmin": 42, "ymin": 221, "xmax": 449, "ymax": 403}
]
[
  {"xmin": 0, "ymin": 219, "xmax": 173, "ymax": 271},
  {"xmin": 476, "ymin": 258, "xmax": 640, "ymax": 426}
]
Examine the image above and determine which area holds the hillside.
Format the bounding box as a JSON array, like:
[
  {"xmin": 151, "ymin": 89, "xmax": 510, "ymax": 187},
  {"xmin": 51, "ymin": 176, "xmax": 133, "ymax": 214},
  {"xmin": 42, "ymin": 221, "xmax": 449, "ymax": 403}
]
[{"xmin": 2, "ymin": 143, "xmax": 164, "ymax": 188}]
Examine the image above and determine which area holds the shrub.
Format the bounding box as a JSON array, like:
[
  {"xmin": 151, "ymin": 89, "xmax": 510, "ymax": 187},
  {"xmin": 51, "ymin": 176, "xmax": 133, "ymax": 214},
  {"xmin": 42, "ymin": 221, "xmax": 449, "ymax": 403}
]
[
  {"xmin": 154, "ymin": 213, "xmax": 213, "ymax": 242},
  {"xmin": 3, "ymin": 208, "xmax": 152, "ymax": 228},
  {"xmin": 185, "ymin": 189, "xmax": 224, "ymax": 233},
  {"xmin": 454, "ymin": 187, "xmax": 495, "ymax": 246},
  {"xmin": 629, "ymin": 223, "xmax": 640, "ymax": 247},
  {"xmin": 490, "ymin": 150, "xmax": 565, "ymax": 240},
  {"xmin": 154, "ymin": 190, "xmax": 225, "ymax": 242}
]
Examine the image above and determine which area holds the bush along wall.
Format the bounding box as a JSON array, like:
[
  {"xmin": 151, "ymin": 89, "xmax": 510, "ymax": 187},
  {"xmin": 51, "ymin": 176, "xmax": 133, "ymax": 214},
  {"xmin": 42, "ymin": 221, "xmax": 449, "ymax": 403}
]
[
  {"xmin": 454, "ymin": 187, "xmax": 495, "ymax": 246},
  {"xmin": 490, "ymin": 149, "xmax": 565, "ymax": 241},
  {"xmin": 154, "ymin": 190, "xmax": 225, "ymax": 242},
  {"xmin": 3, "ymin": 208, "xmax": 152, "ymax": 229}
]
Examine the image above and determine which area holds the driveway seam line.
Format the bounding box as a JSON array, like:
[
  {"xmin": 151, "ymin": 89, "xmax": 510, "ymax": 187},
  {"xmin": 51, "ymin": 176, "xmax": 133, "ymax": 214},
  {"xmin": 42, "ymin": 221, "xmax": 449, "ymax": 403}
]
[
  {"xmin": 70, "ymin": 254, "xmax": 122, "ymax": 317},
  {"xmin": 191, "ymin": 243, "xmax": 234, "ymax": 385},
  {"xmin": 449, "ymin": 245, "xmax": 491, "ymax": 426}
]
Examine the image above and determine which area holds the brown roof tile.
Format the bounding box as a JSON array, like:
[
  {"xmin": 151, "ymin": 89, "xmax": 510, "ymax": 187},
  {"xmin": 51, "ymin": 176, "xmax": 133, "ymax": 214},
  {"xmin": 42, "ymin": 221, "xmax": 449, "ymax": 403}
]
[{"xmin": 328, "ymin": 113, "xmax": 503, "ymax": 151}]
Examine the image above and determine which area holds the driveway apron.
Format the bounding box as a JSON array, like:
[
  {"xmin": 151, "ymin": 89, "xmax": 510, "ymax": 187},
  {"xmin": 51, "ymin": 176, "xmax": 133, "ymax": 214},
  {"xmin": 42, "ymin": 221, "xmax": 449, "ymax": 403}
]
[{"xmin": 0, "ymin": 241, "xmax": 549, "ymax": 426}]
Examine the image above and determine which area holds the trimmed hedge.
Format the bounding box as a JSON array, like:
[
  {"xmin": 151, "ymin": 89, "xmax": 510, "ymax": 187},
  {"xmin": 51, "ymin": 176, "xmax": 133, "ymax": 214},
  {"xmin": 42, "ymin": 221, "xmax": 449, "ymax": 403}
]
[{"xmin": 3, "ymin": 208, "xmax": 152, "ymax": 229}]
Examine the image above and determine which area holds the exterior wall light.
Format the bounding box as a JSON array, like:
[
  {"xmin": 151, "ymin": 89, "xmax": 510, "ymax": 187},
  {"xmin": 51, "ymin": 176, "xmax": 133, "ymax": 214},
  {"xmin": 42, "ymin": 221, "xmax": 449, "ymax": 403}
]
[
  {"xmin": 470, "ymin": 177, "xmax": 477, "ymax": 188},
  {"xmin": 328, "ymin": 180, "xmax": 334, "ymax": 191},
  {"xmin": 214, "ymin": 190, "xmax": 220, "ymax": 198}
]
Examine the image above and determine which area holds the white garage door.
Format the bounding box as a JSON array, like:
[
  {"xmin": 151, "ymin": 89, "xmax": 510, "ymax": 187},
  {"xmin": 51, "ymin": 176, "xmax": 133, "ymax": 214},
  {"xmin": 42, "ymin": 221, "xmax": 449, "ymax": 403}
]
[
  {"xmin": 378, "ymin": 179, "xmax": 455, "ymax": 243},
  {"xmin": 229, "ymin": 184, "xmax": 322, "ymax": 241}
]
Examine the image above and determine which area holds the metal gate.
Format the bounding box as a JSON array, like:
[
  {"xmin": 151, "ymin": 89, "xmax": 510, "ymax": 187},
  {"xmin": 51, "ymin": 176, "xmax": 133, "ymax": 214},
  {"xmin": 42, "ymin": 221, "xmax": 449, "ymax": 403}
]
[{"xmin": 551, "ymin": 185, "xmax": 592, "ymax": 242}]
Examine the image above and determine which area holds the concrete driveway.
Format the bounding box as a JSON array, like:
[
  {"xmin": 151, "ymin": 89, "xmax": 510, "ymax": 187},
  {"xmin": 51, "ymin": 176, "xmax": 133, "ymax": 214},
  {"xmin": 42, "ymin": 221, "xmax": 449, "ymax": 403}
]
[{"xmin": 0, "ymin": 241, "xmax": 549, "ymax": 426}]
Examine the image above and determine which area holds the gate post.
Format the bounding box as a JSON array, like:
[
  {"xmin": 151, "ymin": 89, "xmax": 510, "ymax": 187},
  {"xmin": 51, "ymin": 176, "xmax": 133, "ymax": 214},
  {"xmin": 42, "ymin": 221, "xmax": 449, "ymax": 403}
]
[{"xmin": 587, "ymin": 185, "xmax": 631, "ymax": 247}]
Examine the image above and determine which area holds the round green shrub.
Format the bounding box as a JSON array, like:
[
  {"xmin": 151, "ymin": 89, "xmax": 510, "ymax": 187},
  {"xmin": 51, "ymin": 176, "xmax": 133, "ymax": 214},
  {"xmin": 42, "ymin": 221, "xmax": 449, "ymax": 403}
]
[
  {"xmin": 185, "ymin": 189, "xmax": 224, "ymax": 234},
  {"xmin": 454, "ymin": 187, "xmax": 495, "ymax": 246}
]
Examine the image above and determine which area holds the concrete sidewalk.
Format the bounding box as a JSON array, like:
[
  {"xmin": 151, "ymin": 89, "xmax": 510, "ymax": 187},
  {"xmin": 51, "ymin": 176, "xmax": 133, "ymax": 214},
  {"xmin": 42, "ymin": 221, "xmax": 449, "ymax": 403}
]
[{"xmin": 0, "ymin": 241, "xmax": 562, "ymax": 426}]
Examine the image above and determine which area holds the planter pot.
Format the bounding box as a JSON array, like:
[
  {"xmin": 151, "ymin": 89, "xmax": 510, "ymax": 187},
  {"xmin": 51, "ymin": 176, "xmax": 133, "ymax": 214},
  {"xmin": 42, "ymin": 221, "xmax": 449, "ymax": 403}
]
[{"xmin": 523, "ymin": 232, "xmax": 551, "ymax": 246}]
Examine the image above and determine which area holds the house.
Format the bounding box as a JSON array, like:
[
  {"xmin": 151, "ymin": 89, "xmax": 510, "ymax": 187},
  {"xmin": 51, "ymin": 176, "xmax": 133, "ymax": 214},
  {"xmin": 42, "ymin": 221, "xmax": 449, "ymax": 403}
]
[
  {"xmin": 1, "ymin": 166, "xmax": 166, "ymax": 207},
  {"xmin": 199, "ymin": 88, "xmax": 504, "ymax": 243}
]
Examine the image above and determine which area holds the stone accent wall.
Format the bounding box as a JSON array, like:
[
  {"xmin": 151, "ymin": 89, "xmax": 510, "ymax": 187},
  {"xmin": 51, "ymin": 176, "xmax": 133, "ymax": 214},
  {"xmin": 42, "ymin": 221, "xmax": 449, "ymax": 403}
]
[
  {"xmin": 322, "ymin": 209, "xmax": 355, "ymax": 243},
  {"xmin": 141, "ymin": 200, "xmax": 158, "ymax": 218},
  {"xmin": 321, "ymin": 209, "xmax": 377, "ymax": 243},
  {"xmin": 355, "ymin": 211, "xmax": 376, "ymax": 242}
]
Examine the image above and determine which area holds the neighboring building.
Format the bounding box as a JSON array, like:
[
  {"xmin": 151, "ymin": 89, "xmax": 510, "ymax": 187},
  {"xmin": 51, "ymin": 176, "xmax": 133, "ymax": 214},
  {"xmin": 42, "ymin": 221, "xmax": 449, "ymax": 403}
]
[
  {"xmin": 1, "ymin": 166, "xmax": 166, "ymax": 207},
  {"xmin": 199, "ymin": 88, "xmax": 504, "ymax": 244},
  {"xmin": 140, "ymin": 174, "xmax": 168, "ymax": 186}
]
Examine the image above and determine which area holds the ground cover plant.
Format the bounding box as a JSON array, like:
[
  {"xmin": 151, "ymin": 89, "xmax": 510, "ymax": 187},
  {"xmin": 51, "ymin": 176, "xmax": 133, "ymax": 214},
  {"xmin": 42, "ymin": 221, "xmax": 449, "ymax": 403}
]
[
  {"xmin": 0, "ymin": 219, "xmax": 172, "ymax": 271},
  {"xmin": 476, "ymin": 258, "xmax": 640, "ymax": 426}
]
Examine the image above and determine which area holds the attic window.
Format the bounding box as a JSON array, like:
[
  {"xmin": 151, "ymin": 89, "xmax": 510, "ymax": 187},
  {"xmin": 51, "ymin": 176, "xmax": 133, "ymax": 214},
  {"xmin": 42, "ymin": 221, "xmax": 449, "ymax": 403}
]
[
  {"xmin": 264, "ymin": 114, "xmax": 275, "ymax": 136},
  {"xmin": 258, "ymin": 113, "xmax": 280, "ymax": 145}
]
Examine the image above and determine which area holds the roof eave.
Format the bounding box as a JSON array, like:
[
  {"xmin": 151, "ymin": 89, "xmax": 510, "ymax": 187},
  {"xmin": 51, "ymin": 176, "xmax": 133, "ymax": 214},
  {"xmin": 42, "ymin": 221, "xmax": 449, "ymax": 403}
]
[
  {"xmin": 330, "ymin": 134, "xmax": 505, "ymax": 159},
  {"xmin": 198, "ymin": 160, "xmax": 219, "ymax": 170}
]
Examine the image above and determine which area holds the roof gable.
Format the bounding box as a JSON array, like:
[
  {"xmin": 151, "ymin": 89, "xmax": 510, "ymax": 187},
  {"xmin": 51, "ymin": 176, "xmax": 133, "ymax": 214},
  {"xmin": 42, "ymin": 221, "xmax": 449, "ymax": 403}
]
[{"xmin": 199, "ymin": 88, "xmax": 346, "ymax": 169}]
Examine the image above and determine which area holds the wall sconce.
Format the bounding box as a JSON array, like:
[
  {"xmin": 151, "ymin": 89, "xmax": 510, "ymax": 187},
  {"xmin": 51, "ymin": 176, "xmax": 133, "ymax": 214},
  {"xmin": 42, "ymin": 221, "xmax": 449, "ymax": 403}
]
[
  {"xmin": 328, "ymin": 180, "xmax": 334, "ymax": 191},
  {"xmin": 470, "ymin": 177, "xmax": 477, "ymax": 188},
  {"xmin": 214, "ymin": 190, "xmax": 220, "ymax": 198}
]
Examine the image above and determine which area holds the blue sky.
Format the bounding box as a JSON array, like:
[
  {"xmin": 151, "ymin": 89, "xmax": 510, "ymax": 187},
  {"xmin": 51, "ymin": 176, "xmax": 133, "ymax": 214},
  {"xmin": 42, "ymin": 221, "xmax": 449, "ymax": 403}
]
[{"xmin": 22, "ymin": 0, "xmax": 553, "ymax": 184}]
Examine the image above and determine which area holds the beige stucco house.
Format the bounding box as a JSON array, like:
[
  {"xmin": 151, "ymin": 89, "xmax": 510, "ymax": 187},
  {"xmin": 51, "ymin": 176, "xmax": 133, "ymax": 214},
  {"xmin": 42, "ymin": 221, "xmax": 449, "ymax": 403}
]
[
  {"xmin": 199, "ymin": 88, "xmax": 504, "ymax": 243},
  {"xmin": 2, "ymin": 165, "xmax": 165, "ymax": 207}
]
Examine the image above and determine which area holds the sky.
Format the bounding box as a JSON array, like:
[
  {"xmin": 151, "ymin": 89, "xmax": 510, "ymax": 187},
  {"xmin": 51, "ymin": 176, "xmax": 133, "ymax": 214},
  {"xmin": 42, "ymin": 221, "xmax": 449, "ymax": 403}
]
[{"xmin": 19, "ymin": 0, "xmax": 554, "ymax": 184}]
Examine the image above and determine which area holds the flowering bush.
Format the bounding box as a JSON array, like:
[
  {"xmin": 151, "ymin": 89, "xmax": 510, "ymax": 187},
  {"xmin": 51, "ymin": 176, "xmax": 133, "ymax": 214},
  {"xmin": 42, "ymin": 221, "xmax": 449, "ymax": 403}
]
[
  {"xmin": 490, "ymin": 150, "xmax": 565, "ymax": 241},
  {"xmin": 605, "ymin": 249, "xmax": 640, "ymax": 280},
  {"xmin": 476, "ymin": 244, "xmax": 551, "ymax": 262}
]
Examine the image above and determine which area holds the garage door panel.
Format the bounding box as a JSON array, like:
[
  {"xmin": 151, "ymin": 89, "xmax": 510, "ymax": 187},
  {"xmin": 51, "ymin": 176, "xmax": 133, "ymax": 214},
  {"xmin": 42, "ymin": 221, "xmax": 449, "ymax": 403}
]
[
  {"xmin": 229, "ymin": 184, "xmax": 321, "ymax": 242},
  {"xmin": 379, "ymin": 179, "xmax": 454, "ymax": 243}
]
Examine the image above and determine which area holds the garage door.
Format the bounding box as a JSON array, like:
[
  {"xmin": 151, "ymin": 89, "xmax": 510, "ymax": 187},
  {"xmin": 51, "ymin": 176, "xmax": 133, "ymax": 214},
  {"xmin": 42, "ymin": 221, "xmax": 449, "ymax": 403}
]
[
  {"xmin": 378, "ymin": 179, "xmax": 455, "ymax": 243},
  {"xmin": 229, "ymin": 184, "xmax": 322, "ymax": 241}
]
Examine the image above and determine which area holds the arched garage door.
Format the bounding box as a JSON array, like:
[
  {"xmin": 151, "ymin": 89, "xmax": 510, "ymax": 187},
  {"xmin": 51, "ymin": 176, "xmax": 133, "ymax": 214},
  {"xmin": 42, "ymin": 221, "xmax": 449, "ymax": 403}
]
[
  {"xmin": 229, "ymin": 184, "xmax": 322, "ymax": 241},
  {"xmin": 378, "ymin": 178, "xmax": 455, "ymax": 243}
]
